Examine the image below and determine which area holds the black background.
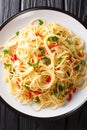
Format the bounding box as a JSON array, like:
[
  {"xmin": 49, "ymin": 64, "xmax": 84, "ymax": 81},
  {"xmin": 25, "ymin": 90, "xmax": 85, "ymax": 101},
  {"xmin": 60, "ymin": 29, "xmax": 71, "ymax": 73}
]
[{"xmin": 0, "ymin": 0, "xmax": 87, "ymax": 130}]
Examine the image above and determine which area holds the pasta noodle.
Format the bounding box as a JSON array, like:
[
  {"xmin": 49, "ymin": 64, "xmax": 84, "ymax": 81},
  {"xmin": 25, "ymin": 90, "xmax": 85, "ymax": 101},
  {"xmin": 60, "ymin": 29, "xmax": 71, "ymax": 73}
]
[{"xmin": 0, "ymin": 18, "xmax": 87, "ymax": 111}]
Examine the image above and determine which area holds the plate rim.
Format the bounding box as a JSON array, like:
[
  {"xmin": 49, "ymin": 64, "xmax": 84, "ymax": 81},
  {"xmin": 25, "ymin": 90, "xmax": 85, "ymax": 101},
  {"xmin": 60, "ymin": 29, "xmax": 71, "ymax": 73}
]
[
  {"xmin": 0, "ymin": 7, "xmax": 87, "ymax": 30},
  {"xmin": 0, "ymin": 7, "xmax": 87, "ymax": 120}
]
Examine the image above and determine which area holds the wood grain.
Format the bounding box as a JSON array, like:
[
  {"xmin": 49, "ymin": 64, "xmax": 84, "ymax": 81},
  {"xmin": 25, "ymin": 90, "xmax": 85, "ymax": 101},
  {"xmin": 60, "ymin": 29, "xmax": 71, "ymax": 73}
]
[
  {"xmin": 0, "ymin": 0, "xmax": 87, "ymax": 130},
  {"xmin": 21, "ymin": 0, "xmax": 64, "ymax": 10},
  {"xmin": 0, "ymin": 0, "xmax": 20, "ymax": 25},
  {"xmin": 64, "ymin": 0, "xmax": 87, "ymax": 22},
  {"xmin": 0, "ymin": 0, "xmax": 20, "ymax": 130}
]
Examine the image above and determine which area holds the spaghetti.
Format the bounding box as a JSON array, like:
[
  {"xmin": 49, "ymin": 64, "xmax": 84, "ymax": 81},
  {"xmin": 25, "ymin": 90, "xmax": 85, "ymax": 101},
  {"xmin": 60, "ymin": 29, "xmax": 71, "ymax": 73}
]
[{"xmin": 0, "ymin": 18, "xmax": 87, "ymax": 110}]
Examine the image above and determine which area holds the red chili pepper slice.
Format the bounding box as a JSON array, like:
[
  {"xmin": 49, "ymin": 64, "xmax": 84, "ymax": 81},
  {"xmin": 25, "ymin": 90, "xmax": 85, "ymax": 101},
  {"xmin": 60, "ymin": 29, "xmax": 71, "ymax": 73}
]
[
  {"xmin": 36, "ymin": 33, "xmax": 43, "ymax": 37},
  {"xmin": 53, "ymin": 42, "xmax": 61, "ymax": 47},
  {"xmin": 33, "ymin": 91, "xmax": 42, "ymax": 95},
  {"xmin": 65, "ymin": 87, "xmax": 76, "ymax": 95},
  {"xmin": 44, "ymin": 47, "xmax": 48, "ymax": 54},
  {"xmin": 13, "ymin": 54, "xmax": 17, "ymax": 60},
  {"xmin": 32, "ymin": 59, "xmax": 34, "ymax": 63},
  {"xmin": 65, "ymin": 91, "xmax": 70, "ymax": 95},
  {"xmin": 68, "ymin": 55, "xmax": 73, "ymax": 62},
  {"xmin": 73, "ymin": 67, "xmax": 76, "ymax": 71},
  {"xmin": 48, "ymin": 45, "xmax": 51, "ymax": 49},
  {"xmin": 78, "ymin": 52, "xmax": 83, "ymax": 57},
  {"xmin": 37, "ymin": 54, "xmax": 43, "ymax": 58},
  {"xmin": 16, "ymin": 81, "xmax": 19, "ymax": 85},
  {"xmin": 11, "ymin": 54, "xmax": 17, "ymax": 61},
  {"xmin": 72, "ymin": 87, "xmax": 77, "ymax": 93},
  {"xmin": 48, "ymin": 43, "xmax": 60, "ymax": 49},
  {"xmin": 45, "ymin": 76, "xmax": 51, "ymax": 83},
  {"xmin": 28, "ymin": 92, "xmax": 32, "ymax": 99},
  {"xmin": 67, "ymin": 93, "xmax": 72, "ymax": 102},
  {"xmin": 45, "ymin": 62, "xmax": 48, "ymax": 65}
]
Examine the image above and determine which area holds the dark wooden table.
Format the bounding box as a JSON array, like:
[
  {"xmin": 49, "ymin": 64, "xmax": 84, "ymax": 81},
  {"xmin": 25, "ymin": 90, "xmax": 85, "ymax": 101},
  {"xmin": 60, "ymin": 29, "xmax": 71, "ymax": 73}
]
[{"xmin": 0, "ymin": 0, "xmax": 87, "ymax": 130}]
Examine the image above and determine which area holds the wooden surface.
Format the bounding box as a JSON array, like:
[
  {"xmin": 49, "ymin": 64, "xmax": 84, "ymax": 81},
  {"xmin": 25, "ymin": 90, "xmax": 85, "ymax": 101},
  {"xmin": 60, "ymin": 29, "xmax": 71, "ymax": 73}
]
[{"xmin": 0, "ymin": 0, "xmax": 87, "ymax": 130}]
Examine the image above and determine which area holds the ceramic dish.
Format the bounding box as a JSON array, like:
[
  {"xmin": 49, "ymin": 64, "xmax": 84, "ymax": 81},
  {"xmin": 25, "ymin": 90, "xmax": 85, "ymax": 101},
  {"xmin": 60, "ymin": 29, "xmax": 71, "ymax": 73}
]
[{"xmin": 0, "ymin": 7, "xmax": 87, "ymax": 119}]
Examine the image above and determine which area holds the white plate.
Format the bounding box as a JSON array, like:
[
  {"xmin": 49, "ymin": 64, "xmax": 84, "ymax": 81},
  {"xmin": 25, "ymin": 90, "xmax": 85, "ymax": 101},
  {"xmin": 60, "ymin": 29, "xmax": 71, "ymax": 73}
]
[{"xmin": 0, "ymin": 8, "xmax": 87, "ymax": 119}]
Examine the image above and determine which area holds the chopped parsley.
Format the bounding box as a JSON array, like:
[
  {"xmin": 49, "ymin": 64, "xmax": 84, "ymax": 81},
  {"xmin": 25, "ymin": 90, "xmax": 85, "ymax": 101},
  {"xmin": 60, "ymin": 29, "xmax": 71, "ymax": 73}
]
[
  {"xmin": 72, "ymin": 51, "xmax": 75, "ymax": 56},
  {"xmin": 10, "ymin": 71, "xmax": 14, "ymax": 74},
  {"xmin": 22, "ymin": 84, "xmax": 30, "ymax": 90},
  {"xmin": 42, "ymin": 56, "xmax": 51, "ymax": 65},
  {"xmin": 39, "ymin": 48, "xmax": 45, "ymax": 55},
  {"xmin": 54, "ymin": 91, "xmax": 60, "ymax": 98},
  {"xmin": 27, "ymin": 61, "xmax": 39, "ymax": 68},
  {"xmin": 80, "ymin": 60, "xmax": 86, "ymax": 66},
  {"xmin": 48, "ymin": 36, "xmax": 59, "ymax": 42},
  {"xmin": 68, "ymin": 83, "xmax": 74, "ymax": 89},
  {"xmin": 3, "ymin": 48, "xmax": 10, "ymax": 55},
  {"xmin": 4, "ymin": 63, "xmax": 11, "ymax": 68},
  {"xmin": 59, "ymin": 85, "xmax": 66, "ymax": 91},
  {"xmin": 75, "ymin": 64, "xmax": 80, "ymax": 70},
  {"xmin": 33, "ymin": 97, "xmax": 40, "ymax": 102},
  {"xmin": 38, "ymin": 20, "xmax": 44, "ymax": 25},
  {"xmin": 66, "ymin": 37, "xmax": 73, "ymax": 45},
  {"xmin": 16, "ymin": 31, "xmax": 19, "ymax": 36},
  {"xmin": 59, "ymin": 57, "xmax": 63, "ymax": 63}
]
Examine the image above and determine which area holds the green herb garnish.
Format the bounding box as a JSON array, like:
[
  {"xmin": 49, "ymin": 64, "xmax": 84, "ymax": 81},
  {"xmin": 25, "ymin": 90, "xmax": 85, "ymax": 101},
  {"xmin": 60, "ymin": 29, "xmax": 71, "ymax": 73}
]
[
  {"xmin": 38, "ymin": 20, "xmax": 44, "ymax": 25},
  {"xmin": 42, "ymin": 56, "xmax": 51, "ymax": 65},
  {"xmin": 33, "ymin": 97, "xmax": 40, "ymax": 102},
  {"xmin": 16, "ymin": 31, "xmax": 19, "ymax": 36},
  {"xmin": 59, "ymin": 57, "xmax": 63, "ymax": 63},
  {"xmin": 10, "ymin": 71, "xmax": 14, "ymax": 74},
  {"xmin": 27, "ymin": 61, "xmax": 39, "ymax": 68},
  {"xmin": 80, "ymin": 60, "xmax": 86, "ymax": 66},
  {"xmin": 32, "ymin": 61, "xmax": 39, "ymax": 68},
  {"xmin": 59, "ymin": 85, "xmax": 66, "ymax": 91},
  {"xmin": 22, "ymin": 84, "xmax": 30, "ymax": 90},
  {"xmin": 52, "ymin": 36, "xmax": 59, "ymax": 41},
  {"xmin": 13, "ymin": 69, "xmax": 15, "ymax": 72},
  {"xmin": 3, "ymin": 48, "xmax": 10, "ymax": 55},
  {"xmin": 54, "ymin": 91, "xmax": 60, "ymax": 98},
  {"xmin": 72, "ymin": 51, "xmax": 75, "ymax": 56},
  {"xmin": 68, "ymin": 83, "xmax": 74, "ymax": 89},
  {"xmin": 4, "ymin": 63, "xmax": 11, "ymax": 68},
  {"xmin": 75, "ymin": 64, "xmax": 80, "ymax": 70},
  {"xmin": 48, "ymin": 36, "xmax": 59, "ymax": 42},
  {"xmin": 39, "ymin": 48, "xmax": 45, "ymax": 55},
  {"xmin": 66, "ymin": 37, "xmax": 73, "ymax": 45},
  {"xmin": 48, "ymin": 37, "xmax": 51, "ymax": 41}
]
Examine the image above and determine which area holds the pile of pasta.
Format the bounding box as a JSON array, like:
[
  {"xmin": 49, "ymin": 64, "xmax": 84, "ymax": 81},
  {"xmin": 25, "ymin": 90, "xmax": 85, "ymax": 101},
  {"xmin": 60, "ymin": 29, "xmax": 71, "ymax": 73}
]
[{"xmin": 0, "ymin": 18, "xmax": 87, "ymax": 111}]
